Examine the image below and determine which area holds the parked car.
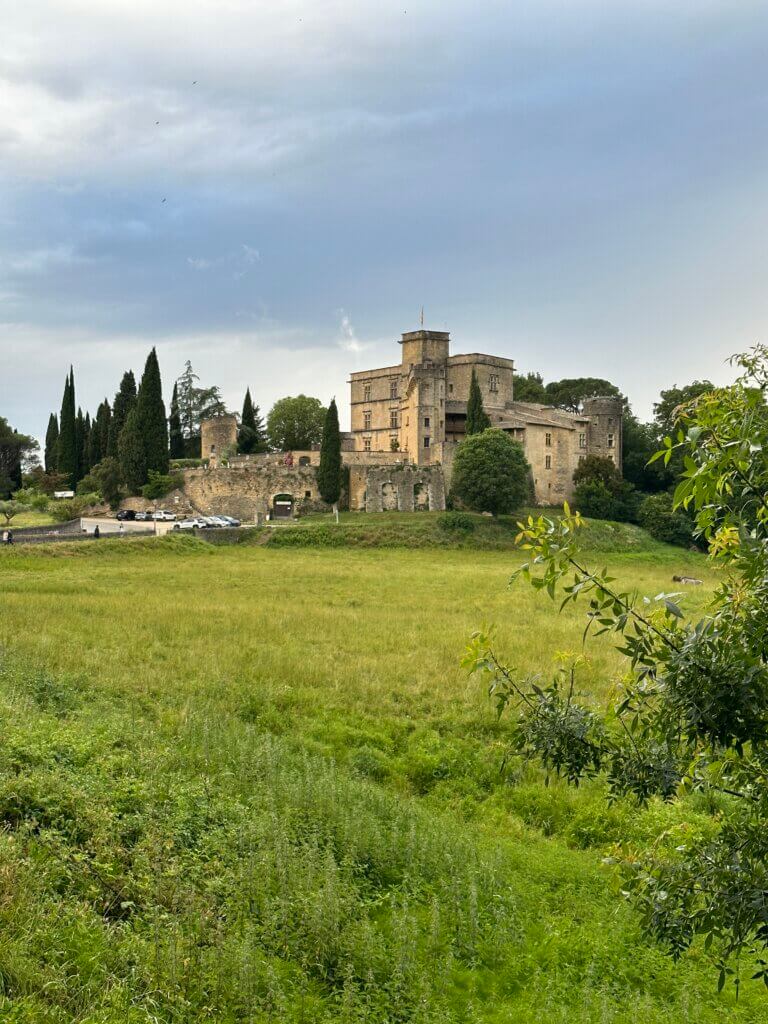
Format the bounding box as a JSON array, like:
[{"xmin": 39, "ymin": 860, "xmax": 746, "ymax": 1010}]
[
  {"xmin": 134, "ymin": 511, "xmax": 151, "ymax": 521},
  {"xmin": 207, "ymin": 516, "xmax": 236, "ymax": 528},
  {"xmin": 219, "ymin": 515, "xmax": 241, "ymax": 527},
  {"xmin": 173, "ymin": 518, "xmax": 209, "ymax": 530},
  {"xmin": 152, "ymin": 510, "xmax": 177, "ymax": 521},
  {"xmin": 116, "ymin": 509, "xmax": 136, "ymax": 521}
]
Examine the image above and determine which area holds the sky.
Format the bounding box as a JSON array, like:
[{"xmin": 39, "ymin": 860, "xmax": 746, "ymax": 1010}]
[{"xmin": 1, "ymin": 0, "xmax": 767, "ymax": 443}]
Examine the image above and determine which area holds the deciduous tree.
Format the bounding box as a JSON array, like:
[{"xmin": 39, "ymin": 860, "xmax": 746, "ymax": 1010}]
[
  {"xmin": 452, "ymin": 428, "xmax": 530, "ymax": 515},
  {"xmin": 266, "ymin": 395, "xmax": 326, "ymax": 452}
]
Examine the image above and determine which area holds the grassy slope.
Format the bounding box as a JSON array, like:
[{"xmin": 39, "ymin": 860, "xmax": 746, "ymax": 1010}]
[
  {"xmin": 4, "ymin": 510, "xmax": 57, "ymax": 529},
  {"xmin": 0, "ymin": 522, "xmax": 759, "ymax": 1021}
]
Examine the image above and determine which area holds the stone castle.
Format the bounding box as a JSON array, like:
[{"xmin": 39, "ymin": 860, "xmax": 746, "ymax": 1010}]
[{"xmin": 189, "ymin": 327, "xmax": 622, "ymax": 519}]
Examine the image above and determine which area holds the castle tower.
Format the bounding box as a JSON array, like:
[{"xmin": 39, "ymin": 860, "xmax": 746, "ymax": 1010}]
[
  {"xmin": 399, "ymin": 330, "xmax": 450, "ymax": 371},
  {"xmin": 583, "ymin": 396, "xmax": 623, "ymax": 468}
]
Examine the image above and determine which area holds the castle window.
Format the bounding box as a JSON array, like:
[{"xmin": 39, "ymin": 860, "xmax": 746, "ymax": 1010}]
[
  {"xmin": 423, "ymin": 436, "xmax": 430, "ymax": 448},
  {"xmin": 363, "ymin": 438, "xmax": 371, "ymax": 452},
  {"xmin": 489, "ymin": 373, "xmax": 499, "ymax": 393},
  {"xmin": 424, "ymin": 417, "xmax": 430, "ymax": 428},
  {"xmin": 545, "ymin": 455, "xmax": 552, "ymax": 469},
  {"xmin": 390, "ymin": 410, "xmax": 398, "ymax": 429},
  {"xmin": 607, "ymin": 433, "xmax": 615, "ymax": 448},
  {"xmin": 448, "ymin": 383, "xmax": 454, "ymax": 394},
  {"xmin": 545, "ymin": 432, "xmax": 552, "ymax": 447},
  {"xmin": 363, "ymin": 383, "xmax": 371, "ymax": 402},
  {"xmin": 363, "ymin": 410, "xmax": 372, "ymax": 431},
  {"xmin": 390, "ymin": 380, "xmax": 398, "ymax": 400},
  {"xmin": 579, "ymin": 432, "xmax": 586, "ymax": 448},
  {"xmin": 305, "ymin": 490, "xmax": 311, "ymax": 499},
  {"xmin": 211, "ymin": 444, "xmax": 216, "ymax": 454}
]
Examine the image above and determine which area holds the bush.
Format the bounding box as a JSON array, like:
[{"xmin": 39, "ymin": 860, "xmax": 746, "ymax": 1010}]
[
  {"xmin": 573, "ymin": 480, "xmax": 616, "ymax": 520},
  {"xmin": 48, "ymin": 493, "xmax": 101, "ymax": 523},
  {"xmin": 12, "ymin": 488, "xmax": 49, "ymax": 512},
  {"xmin": 141, "ymin": 470, "xmax": 183, "ymax": 500},
  {"xmin": 451, "ymin": 429, "xmax": 531, "ymax": 515},
  {"xmin": 638, "ymin": 492, "xmax": 696, "ymax": 547},
  {"xmin": 572, "ymin": 461, "xmax": 642, "ymax": 524},
  {"xmin": 170, "ymin": 458, "xmax": 208, "ymax": 469},
  {"xmin": 437, "ymin": 511, "xmax": 476, "ymax": 532}
]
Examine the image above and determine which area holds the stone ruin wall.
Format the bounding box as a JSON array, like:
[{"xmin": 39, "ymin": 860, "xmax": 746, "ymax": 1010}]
[{"xmin": 349, "ymin": 464, "xmax": 446, "ymax": 513}]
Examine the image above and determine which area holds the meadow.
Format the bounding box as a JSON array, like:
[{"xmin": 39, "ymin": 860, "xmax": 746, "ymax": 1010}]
[{"xmin": 0, "ymin": 517, "xmax": 762, "ymax": 1021}]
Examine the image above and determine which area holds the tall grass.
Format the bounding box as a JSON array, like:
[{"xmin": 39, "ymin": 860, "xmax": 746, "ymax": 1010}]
[{"xmin": 0, "ymin": 533, "xmax": 759, "ymax": 1020}]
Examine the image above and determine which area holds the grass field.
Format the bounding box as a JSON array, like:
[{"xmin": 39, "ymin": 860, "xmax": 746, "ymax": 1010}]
[
  {"xmin": 0, "ymin": 518, "xmax": 761, "ymax": 1021},
  {"xmin": 4, "ymin": 509, "xmax": 57, "ymax": 529}
]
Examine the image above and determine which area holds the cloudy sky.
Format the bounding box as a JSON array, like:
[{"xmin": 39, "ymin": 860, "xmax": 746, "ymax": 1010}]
[{"xmin": 2, "ymin": 0, "xmax": 767, "ymax": 441}]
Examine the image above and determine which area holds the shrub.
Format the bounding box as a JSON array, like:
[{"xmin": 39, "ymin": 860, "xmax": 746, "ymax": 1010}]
[
  {"xmin": 638, "ymin": 492, "xmax": 696, "ymax": 547},
  {"xmin": 141, "ymin": 470, "xmax": 183, "ymax": 500},
  {"xmin": 572, "ymin": 479, "xmax": 617, "ymax": 520},
  {"xmin": 48, "ymin": 493, "xmax": 101, "ymax": 523},
  {"xmin": 437, "ymin": 511, "xmax": 476, "ymax": 532},
  {"xmin": 451, "ymin": 429, "xmax": 531, "ymax": 515}
]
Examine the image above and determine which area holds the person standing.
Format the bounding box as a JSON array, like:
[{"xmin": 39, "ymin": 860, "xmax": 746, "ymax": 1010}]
[{"xmin": 93, "ymin": 524, "xmax": 100, "ymax": 540}]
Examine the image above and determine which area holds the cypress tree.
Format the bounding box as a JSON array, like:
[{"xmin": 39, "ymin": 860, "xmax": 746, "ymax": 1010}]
[
  {"xmin": 108, "ymin": 371, "xmax": 137, "ymax": 457},
  {"xmin": 136, "ymin": 347, "xmax": 169, "ymax": 476},
  {"xmin": 465, "ymin": 369, "xmax": 491, "ymax": 436},
  {"xmin": 88, "ymin": 412, "xmax": 101, "ymax": 470},
  {"xmin": 317, "ymin": 398, "xmax": 342, "ymax": 506},
  {"xmin": 44, "ymin": 414, "xmax": 59, "ymax": 472},
  {"xmin": 92, "ymin": 400, "xmax": 111, "ymax": 467},
  {"xmin": 168, "ymin": 382, "xmax": 184, "ymax": 459},
  {"xmin": 238, "ymin": 388, "xmax": 256, "ymax": 454},
  {"xmin": 75, "ymin": 407, "xmax": 85, "ymax": 484},
  {"xmin": 118, "ymin": 406, "xmax": 147, "ymax": 494},
  {"xmin": 80, "ymin": 411, "xmax": 92, "ymax": 477},
  {"xmin": 57, "ymin": 368, "xmax": 77, "ymax": 488}
]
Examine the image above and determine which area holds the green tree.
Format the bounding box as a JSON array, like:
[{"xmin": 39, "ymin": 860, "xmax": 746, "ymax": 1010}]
[
  {"xmin": 168, "ymin": 382, "xmax": 185, "ymax": 460},
  {"xmin": 465, "ymin": 369, "xmax": 491, "ymax": 436},
  {"xmin": 0, "ymin": 418, "xmax": 38, "ymax": 498},
  {"xmin": 44, "ymin": 414, "xmax": 59, "ymax": 472},
  {"xmin": 544, "ymin": 377, "xmax": 623, "ymax": 413},
  {"xmin": 466, "ymin": 346, "xmax": 768, "ymax": 989},
  {"xmin": 267, "ymin": 395, "xmax": 326, "ymax": 451},
  {"xmin": 74, "ymin": 406, "xmax": 86, "ymax": 484},
  {"xmin": 57, "ymin": 368, "xmax": 77, "ymax": 488},
  {"xmin": 653, "ymin": 379, "xmax": 715, "ymax": 437},
  {"xmin": 238, "ymin": 388, "xmax": 267, "ymax": 454},
  {"xmin": 622, "ymin": 409, "xmax": 669, "ymax": 492},
  {"xmin": 80, "ymin": 411, "xmax": 92, "ymax": 478},
  {"xmin": 89, "ymin": 400, "xmax": 111, "ymax": 469},
  {"xmin": 637, "ymin": 492, "xmax": 695, "ymax": 547},
  {"xmin": 513, "ymin": 371, "xmax": 547, "ymax": 403},
  {"xmin": 108, "ymin": 371, "xmax": 137, "ymax": 457},
  {"xmin": 88, "ymin": 457, "xmax": 123, "ymax": 508},
  {"xmin": 136, "ymin": 348, "xmax": 168, "ymax": 477},
  {"xmin": 0, "ymin": 500, "xmax": 31, "ymax": 525},
  {"xmin": 118, "ymin": 406, "xmax": 147, "ymax": 494},
  {"xmin": 452, "ymin": 429, "xmax": 530, "ymax": 515},
  {"xmin": 174, "ymin": 361, "xmax": 228, "ymax": 455},
  {"xmin": 317, "ymin": 398, "xmax": 342, "ymax": 505}
]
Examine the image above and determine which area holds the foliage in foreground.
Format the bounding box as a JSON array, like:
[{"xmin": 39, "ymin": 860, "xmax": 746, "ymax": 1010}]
[{"xmin": 465, "ymin": 347, "xmax": 768, "ymax": 991}]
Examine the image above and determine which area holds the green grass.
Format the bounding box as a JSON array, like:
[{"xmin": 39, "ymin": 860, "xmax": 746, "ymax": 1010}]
[
  {"xmin": 0, "ymin": 521, "xmax": 757, "ymax": 1021},
  {"xmin": 5, "ymin": 509, "xmax": 57, "ymax": 528}
]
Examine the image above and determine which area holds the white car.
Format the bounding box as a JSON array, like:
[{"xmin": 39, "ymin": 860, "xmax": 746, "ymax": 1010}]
[
  {"xmin": 152, "ymin": 510, "xmax": 177, "ymax": 521},
  {"xmin": 174, "ymin": 517, "xmax": 208, "ymax": 530},
  {"xmin": 207, "ymin": 516, "xmax": 233, "ymax": 528}
]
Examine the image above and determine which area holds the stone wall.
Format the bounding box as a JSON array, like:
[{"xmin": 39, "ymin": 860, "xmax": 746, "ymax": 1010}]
[
  {"xmin": 349, "ymin": 464, "xmax": 446, "ymax": 513},
  {"xmin": 182, "ymin": 465, "xmax": 329, "ymax": 521}
]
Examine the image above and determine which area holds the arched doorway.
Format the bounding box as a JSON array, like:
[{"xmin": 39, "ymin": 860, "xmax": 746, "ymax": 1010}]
[
  {"xmin": 381, "ymin": 482, "xmax": 399, "ymax": 511},
  {"xmin": 414, "ymin": 482, "xmax": 430, "ymax": 511},
  {"xmin": 272, "ymin": 493, "xmax": 294, "ymax": 518},
  {"xmin": 298, "ymin": 456, "xmax": 311, "ymax": 466}
]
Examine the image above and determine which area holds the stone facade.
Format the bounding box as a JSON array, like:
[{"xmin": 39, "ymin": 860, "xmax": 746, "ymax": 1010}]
[
  {"xmin": 350, "ymin": 329, "xmax": 623, "ymax": 503},
  {"xmin": 200, "ymin": 415, "xmax": 238, "ymax": 466},
  {"xmin": 348, "ymin": 464, "xmax": 445, "ymax": 513},
  {"xmin": 182, "ymin": 464, "xmax": 328, "ymax": 521}
]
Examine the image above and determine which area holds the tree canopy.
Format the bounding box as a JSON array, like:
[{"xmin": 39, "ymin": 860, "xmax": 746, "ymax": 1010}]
[
  {"xmin": 238, "ymin": 388, "xmax": 267, "ymax": 454},
  {"xmin": 0, "ymin": 418, "xmax": 39, "ymax": 499},
  {"xmin": 451, "ymin": 428, "xmax": 530, "ymax": 515},
  {"xmin": 267, "ymin": 395, "xmax": 326, "ymax": 451},
  {"xmin": 136, "ymin": 348, "xmax": 168, "ymax": 477}
]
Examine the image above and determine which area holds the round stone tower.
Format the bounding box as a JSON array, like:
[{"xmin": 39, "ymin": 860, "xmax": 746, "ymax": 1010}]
[{"xmin": 583, "ymin": 396, "xmax": 623, "ymax": 469}]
